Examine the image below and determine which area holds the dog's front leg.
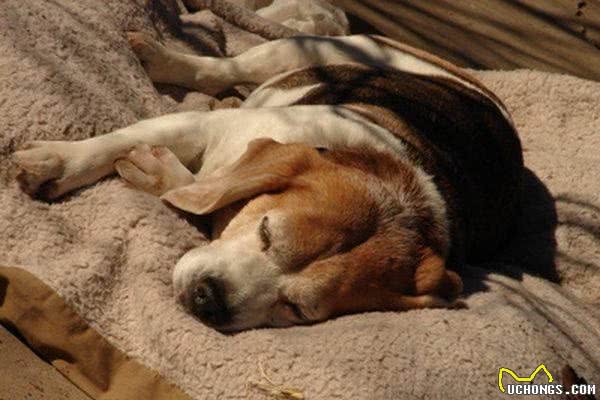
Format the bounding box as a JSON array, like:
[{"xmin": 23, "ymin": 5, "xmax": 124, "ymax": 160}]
[
  {"xmin": 13, "ymin": 111, "xmax": 209, "ymax": 199},
  {"xmin": 114, "ymin": 144, "xmax": 196, "ymax": 197}
]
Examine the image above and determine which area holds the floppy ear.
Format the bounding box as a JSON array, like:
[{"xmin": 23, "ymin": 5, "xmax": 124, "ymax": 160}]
[
  {"xmin": 161, "ymin": 138, "xmax": 316, "ymax": 215},
  {"xmin": 414, "ymin": 248, "xmax": 463, "ymax": 299}
]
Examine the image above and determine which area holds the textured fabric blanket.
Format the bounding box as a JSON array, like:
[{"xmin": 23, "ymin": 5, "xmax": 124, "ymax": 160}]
[{"xmin": 1, "ymin": 1, "xmax": 599, "ymax": 399}]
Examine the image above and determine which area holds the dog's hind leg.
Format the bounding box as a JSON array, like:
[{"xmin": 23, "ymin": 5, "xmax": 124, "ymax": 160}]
[{"xmin": 127, "ymin": 32, "xmax": 390, "ymax": 95}]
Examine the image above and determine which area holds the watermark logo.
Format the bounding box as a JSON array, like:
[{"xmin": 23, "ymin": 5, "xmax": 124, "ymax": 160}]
[
  {"xmin": 498, "ymin": 364, "xmax": 553, "ymax": 393},
  {"xmin": 498, "ymin": 364, "xmax": 596, "ymax": 396}
]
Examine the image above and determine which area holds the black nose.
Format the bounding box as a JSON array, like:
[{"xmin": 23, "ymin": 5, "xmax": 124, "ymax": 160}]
[{"xmin": 190, "ymin": 277, "xmax": 231, "ymax": 326}]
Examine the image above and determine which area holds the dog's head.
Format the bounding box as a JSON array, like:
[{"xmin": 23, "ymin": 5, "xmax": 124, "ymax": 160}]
[{"xmin": 164, "ymin": 138, "xmax": 462, "ymax": 331}]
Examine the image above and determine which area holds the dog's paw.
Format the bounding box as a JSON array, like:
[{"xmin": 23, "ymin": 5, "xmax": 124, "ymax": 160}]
[
  {"xmin": 13, "ymin": 141, "xmax": 70, "ymax": 199},
  {"xmin": 115, "ymin": 144, "xmax": 194, "ymax": 196},
  {"xmin": 127, "ymin": 32, "xmax": 173, "ymax": 83}
]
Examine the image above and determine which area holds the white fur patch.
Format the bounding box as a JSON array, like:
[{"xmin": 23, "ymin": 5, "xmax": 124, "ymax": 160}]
[{"xmin": 173, "ymin": 230, "xmax": 284, "ymax": 331}]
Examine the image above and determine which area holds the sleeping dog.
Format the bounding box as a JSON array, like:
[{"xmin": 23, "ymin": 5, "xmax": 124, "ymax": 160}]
[{"xmin": 13, "ymin": 33, "xmax": 523, "ymax": 331}]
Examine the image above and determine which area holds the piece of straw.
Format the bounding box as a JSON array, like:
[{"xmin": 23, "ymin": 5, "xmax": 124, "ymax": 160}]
[{"xmin": 247, "ymin": 359, "xmax": 305, "ymax": 399}]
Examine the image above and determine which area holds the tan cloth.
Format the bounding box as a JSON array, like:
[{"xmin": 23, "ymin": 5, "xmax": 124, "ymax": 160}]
[
  {"xmin": 0, "ymin": 267, "xmax": 192, "ymax": 400},
  {"xmin": 0, "ymin": 323, "xmax": 91, "ymax": 400},
  {"xmin": 1, "ymin": 1, "xmax": 600, "ymax": 399},
  {"xmin": 333, "ymin": 0, "xmax": 600, "ymax": 82}
]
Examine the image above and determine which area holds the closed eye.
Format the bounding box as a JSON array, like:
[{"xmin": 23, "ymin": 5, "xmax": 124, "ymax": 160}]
[
  {"xmin": 284, "ymin": 301, "xmax": 308, "ymax": 321},
  {"xmin": 259, "ymin": 215, "xmax": 271, "ymax": 251}
]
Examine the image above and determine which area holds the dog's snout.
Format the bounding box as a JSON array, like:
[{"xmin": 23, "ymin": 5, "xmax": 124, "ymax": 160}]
[{"xmin": 190, "ymin": 277, "xmax": 230, "ymax": 326}]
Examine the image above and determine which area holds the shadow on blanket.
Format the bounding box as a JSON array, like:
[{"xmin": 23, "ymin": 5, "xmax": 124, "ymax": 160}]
[{"xmin": 483, "ymin": 168, "xmax": 559, "ymax": 281}]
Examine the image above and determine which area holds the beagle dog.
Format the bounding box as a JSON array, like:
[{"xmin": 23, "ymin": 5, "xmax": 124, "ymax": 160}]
[{"xmin": 13, "ymin": 33, "xmax": 523, "ymax": 331}]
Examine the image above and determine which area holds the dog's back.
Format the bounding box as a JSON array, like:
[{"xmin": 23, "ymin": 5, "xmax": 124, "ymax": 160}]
[{"xmin": 244, "ymin": 36, "xmax": 524, "ymax": 264}]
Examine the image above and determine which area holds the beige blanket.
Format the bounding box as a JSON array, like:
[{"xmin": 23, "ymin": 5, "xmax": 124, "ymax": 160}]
[{"xmin": 1, "ymin": 1, "xmax": 599, "ymax": 399}]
